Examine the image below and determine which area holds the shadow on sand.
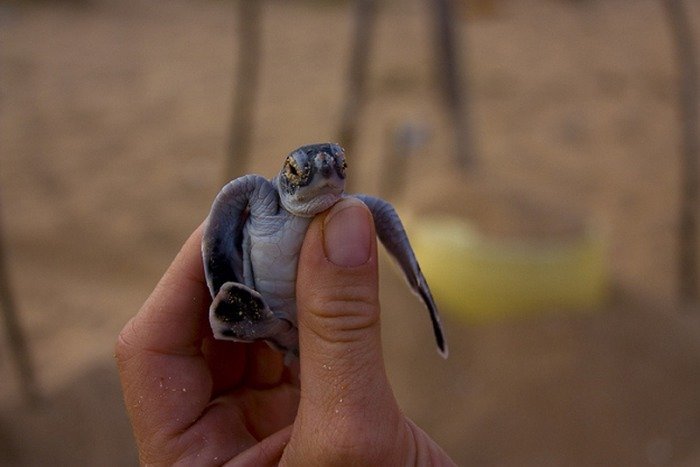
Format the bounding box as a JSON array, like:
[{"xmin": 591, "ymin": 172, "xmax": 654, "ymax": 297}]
[{"xmin": 0, "ymin": 362, "xmax": 137, "ymax": 466}]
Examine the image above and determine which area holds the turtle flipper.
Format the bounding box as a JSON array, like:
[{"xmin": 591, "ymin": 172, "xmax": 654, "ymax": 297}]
[
  {"xmin": 202, "ymin": 175, "xmax": 277, "ymax": 297},
  {"xmin": 354, "ymin": 195, "xmax": 448, "ymax": 358},
  {"xmin": 210, "ymin": 282, "xmax": 296, "ymax": 351}
]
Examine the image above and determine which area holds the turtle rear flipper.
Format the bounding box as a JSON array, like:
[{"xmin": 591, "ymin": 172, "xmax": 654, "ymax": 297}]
[{"xmin": 210, "ymin": 282, "xmax": 295, "ymax": 351}]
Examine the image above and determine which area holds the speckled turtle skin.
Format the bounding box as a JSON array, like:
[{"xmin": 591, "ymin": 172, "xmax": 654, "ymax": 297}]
[{"xmin": 202, "ymin": 143, "xmax": 447, "ymax": 361}]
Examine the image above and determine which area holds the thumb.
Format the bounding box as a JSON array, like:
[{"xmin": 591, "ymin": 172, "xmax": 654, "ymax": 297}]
[{"xmin": 291, "ymin": 197, "xmax": 404, "ymax": 454}]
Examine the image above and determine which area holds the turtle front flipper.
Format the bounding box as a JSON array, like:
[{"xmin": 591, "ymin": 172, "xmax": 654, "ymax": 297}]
[
  {"xmin": 210, "ymin": 282, "xmax": 297, "ymax": 354},
  {"xmin": 202, "ymin": 174, "xmax": 277, "ymax": 297},
  {"xmin": 354, "ymin": 195, "xmax": 448, "ymax": 358}
]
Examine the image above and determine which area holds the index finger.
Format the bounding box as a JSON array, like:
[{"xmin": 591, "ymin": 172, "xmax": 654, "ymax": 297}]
[
  {"xmin": 115, "ymin": 223, "xmax": 215, "ymax": 450},
  {"xmin": 122, "ymin": 222, "xmax": 210, "ymax": 356}
]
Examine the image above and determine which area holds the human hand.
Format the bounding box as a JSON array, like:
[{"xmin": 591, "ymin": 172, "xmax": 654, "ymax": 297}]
[{"xmin": 116, "ymin": 197, "xmax": 455, "ymax": 465}]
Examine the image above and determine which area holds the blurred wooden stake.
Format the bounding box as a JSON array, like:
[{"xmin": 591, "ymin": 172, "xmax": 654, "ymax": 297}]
[
  {"xmin": 224, "ymin": 0, "xmax": 262, "ymax": 183},
  {"xmin": 432, "ymin": 0, "xmax": 474, "ymax": 168},
  {"xmin": 664, "ymin": 0, "xmax": 699, "ymax": 307},
  {"xmin": 0, "ymin": 198, "xmax": 39, "ymax": 405},
  {"xmin": 338, "ymin": 0, "xmax": 378, "ymax": 193},
  {"xmin": 381, "ymin": 122, "xmax": 430, "ymax": 200}
]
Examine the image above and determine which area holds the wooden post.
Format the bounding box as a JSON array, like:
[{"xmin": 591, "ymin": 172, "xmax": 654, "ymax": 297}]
[
  {"xmin": 0, "ymin": 197, "xmax": 39, "ymax": 405},
  {"xmin": 664, "ymin": 0, "xmax": 699, "ymax": 307},
  {"xmin": 431, "ymin": 0, "xmax": 474, "ymax": 168},
  {"xmin": 224, "ymin": 0, "xmax": 262, "ymax": 183},
  {"xmin": 337, "ymin": 0, "xmax": 378, "ymax": 193}
]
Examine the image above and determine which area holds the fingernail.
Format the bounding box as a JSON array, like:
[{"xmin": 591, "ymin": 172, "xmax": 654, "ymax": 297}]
[{"xmin": 323, "ymin": 199, "xmax": 372, "ymax": 267}]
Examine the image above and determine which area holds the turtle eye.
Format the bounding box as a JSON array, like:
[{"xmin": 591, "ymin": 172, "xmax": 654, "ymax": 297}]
[{"xmin": 285, "ymin": 157, "xmax": 301, "ymax": 180}]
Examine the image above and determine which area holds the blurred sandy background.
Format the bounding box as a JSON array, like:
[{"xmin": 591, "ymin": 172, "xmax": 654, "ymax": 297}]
[{"xmin": 1, "ymin": 0, "xmax": 700, "ymax": 465}]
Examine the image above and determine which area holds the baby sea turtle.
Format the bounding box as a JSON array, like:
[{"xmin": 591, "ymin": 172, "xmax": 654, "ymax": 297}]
[{"xmin": 202, "ymin": 143, "xmax": 447, "ymax": 361}]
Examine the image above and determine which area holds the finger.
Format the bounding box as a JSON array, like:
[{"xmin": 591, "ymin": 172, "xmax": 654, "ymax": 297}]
[
  {"xmin": 228, "ymin": 425, "xmax": 293, "ymax": 467},
  {"xmin": 119, "ymin": 223, "xmax": 210, "ymax": 357},
  {"xmin": 292, "ymin": 198, "xmax": 403, "ymax": 443},
  {"xmin": 243, "ymin": 340, "xmax": 285, "ymax": 389},
  {"xmin": 176, "ymin": 387, "xmax": 297, "ymax": 464},
  {"xmin": 115, "ymin": 224, "xmax": 218, "ymax": 455},
  {"xmin": 202, "ymin": 337, "xmax": 247, "ymax": 397}
]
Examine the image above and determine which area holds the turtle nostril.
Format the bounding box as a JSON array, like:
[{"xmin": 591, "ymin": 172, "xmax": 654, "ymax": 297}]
[
  {"xmin": 320, "ymin": 163, "xmax": 333, "ymax": 178},
  {"xmin": 316, "ymin": 152, "xmax": 334, "ymax": 178}
]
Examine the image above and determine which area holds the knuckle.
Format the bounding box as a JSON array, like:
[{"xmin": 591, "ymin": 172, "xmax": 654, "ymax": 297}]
[
  {"xmin": 304, "ymin": 282, "xmax": 379, "ymax": 319},
  {"xmin": 301, "ymin": 286, "xmax": 380, "ymax": 341},
  {"xmin": 114, "ymin": 318, "xmax": 139, "ymax": 366}
]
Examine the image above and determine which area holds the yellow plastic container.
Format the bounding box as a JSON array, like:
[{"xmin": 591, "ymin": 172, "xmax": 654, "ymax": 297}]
[{"xmin": 409, "ymin": 217, "xmax": 608, "ymax": 323}]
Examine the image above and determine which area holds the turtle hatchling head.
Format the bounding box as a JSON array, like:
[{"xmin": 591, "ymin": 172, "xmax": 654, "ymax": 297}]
[{"xmin": 276, "ymin": 142, "xmax": 347, "ymax": 216}]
